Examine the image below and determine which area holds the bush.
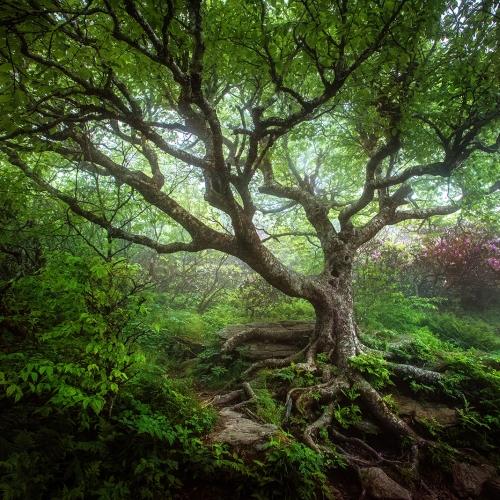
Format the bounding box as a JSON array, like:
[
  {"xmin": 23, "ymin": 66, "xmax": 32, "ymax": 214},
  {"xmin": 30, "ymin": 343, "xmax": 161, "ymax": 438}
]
[
  {"xmin": 0, "ymin": 251, "xmax": 222, "ymax": 499},
  {"xmin": 422, "ymin": 312, "xmax": 500, "ymax": 352}
]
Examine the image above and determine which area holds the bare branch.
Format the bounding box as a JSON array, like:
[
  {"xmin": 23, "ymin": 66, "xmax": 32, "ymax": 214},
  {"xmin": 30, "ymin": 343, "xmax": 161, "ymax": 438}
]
[
  {"xmin": 2, "ymin": 149, "xmax": 204, "ymax": 255},
  {"xmin": 260, "ymin": 231, "xmax": 319, "ymax": 243},
  {"xmin": 259, "ymin": 159, "xmax": 336, "ymax": 241},
  {"xmin": 2, "ymin": 147, "xmax": 236, "ymax": 256},
  {"xmin": 258, "ymin": 200, "xmax": 299, "ymax": 214},
  {"xmin": 339, "ymin": 135, "xmax": 401, "ymax": 227}
]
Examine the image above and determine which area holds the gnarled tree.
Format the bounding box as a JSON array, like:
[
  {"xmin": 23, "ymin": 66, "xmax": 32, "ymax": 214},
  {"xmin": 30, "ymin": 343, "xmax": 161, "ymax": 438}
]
[{"xmin": 1, "ymin": 0, "xmax": 499, "ymax": 469}]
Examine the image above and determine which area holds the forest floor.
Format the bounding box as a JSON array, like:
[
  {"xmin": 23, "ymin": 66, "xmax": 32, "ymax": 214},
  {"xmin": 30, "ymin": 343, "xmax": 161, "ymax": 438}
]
[{"xmin": 170, "ymin": 321, "xmax": 500, "ymax": 500}]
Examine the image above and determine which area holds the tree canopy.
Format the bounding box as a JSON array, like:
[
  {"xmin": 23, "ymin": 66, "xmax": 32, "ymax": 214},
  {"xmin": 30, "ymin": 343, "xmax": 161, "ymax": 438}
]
[
  {"xmin": 1, "ymin": 0, "xmax": 500, "ymax": 494},
  {"xmin": 1, "ymin": 0, "xmax": 499, "ymax": 287}
]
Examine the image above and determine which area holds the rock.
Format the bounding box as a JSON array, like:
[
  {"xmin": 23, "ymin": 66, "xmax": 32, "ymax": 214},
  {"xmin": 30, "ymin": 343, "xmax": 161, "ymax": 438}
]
[
  {"xmin": 328, "ymin": 484, "xmax": 345, "ymax": 499},
  {"xmin": 392, "ymin": 394, "xmax": 458, "ymax": 427},
  {"xmin": 484, "ymin": 476, "xmax": 500, "ymax": 498},
  {"xmin": 216, "ymin": 320, "xmax": 315, "ymax": 340},
  {"xmin": 240, "ymin": 342, "xmax": 302, "ymax": 360},
  {"xmin": 412, "ymin": 494, "xmax": 436, "ymax": 500},
  {"xmin": 359, "ymin": 467, "xmax": 412, "ymax": 500},
  {"xmin": 209, "ymin": 408, "xmax": 278, "ymax": 450},
  {"xmin": 217, "ymin": 324, "xmax": 251, "ymax": 341},
  {"xmin": 452, "ymin": 462, "xmax": 490, "ymax": 498},
  {"xmin": 216, "ymin": 320, "xmax": 314, "ymax": 360}
]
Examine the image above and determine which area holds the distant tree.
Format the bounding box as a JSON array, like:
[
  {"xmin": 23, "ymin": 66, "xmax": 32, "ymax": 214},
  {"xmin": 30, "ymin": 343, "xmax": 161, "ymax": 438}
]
[{"xmin": 1, "ymin": 0, "xmax": 500, "ymax": 467}]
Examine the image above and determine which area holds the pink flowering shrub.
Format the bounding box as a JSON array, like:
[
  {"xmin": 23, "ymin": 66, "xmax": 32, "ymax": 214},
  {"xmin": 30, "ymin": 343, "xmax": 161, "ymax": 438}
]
[{"xmin": 414, "ymin": 226, "xmax": 500, "ymax": 309}]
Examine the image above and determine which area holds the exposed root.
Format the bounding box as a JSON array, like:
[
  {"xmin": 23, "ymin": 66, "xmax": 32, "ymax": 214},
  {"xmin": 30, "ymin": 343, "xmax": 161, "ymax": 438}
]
[
  {"xmin": 408, "ymin": 442, "xmax": 419, "ymax": 472},
  {"xmin": 318, "ymin": 377, "xmax": 350, "ymax": 400},
  {"xmin": 302, "ymin": 380, "xmax": 402, "ymax": 468},
  {"xmin": 302, "ymin": 378, "xmax": 350, "ymax": 448},
  {"xmin": 231, "ymin": 381, "xmax": 258, "ymax": 409},
  {"xmin": 241, "ymin": 343, "xmax": 311, "ymax": 379},
  {"xmin": 221, "ymin": 326, "xmax": 313, "ymax": 355},
  {"xmin": 282, "ymin": 376, "xmax": 348, "ymax": 424},
  {"xmin": 328, "ymin": 427, "xmax": 387, "ymax": 463},
  {"xmin": 241, "ymin": 406, "xmax": 267, "ymax": 423},
  {"xmin": 354, "ymin": 323, "xmax": 444, "ymax": 384},
  {"xmin": 316, "ymin": 444, "xmax": 357, "ymax": 467},
  {"xmin": 322, "ymin": 363, "xmax": 333, "ymax": 382},
  {"xmin": 390, "ymin": 363, "xmax": 443, "ymax": 385},
  {"xmin": 303, "ymin": 402, "xmax": 336, "ymax": 453},
  {"xmin": 243, "ymin": 381, "xmax": 257, "ymax": 399},
  {"xmin": 219, "ymin": 320, "xmax": 445, "ymax": 476},
  {"xmin": 358, "ymin": 344, "xmax": 395, "ymax": 359},
  {"xmin": 283, "ymin": 383, "xmax": 327, "ymax": 423},
  {"xmin": 352, "ymin": 372, "xmax": 426, "ymax": 447},
  {"xmin": 285, "ymin": 369, "xmax": 438, "ymax": 472},
  {"xmin": 291, "ymin": 362, "xmax": 318, "ymax": 372},
  {"xmin": 318, "ymin": 443, "xmax": 376, "ymax": 468},
  {"xmin": 305, "ymin": 339, "xmax": 319, "ymax": 366},
  {"xmin": 270, "ymin": 340, "xmax": 319, "ymax": 375},
  {"xmin": 388, "ymin": 337, "xmax": 418, "ymax": 352},
  {"xmin": 210, "ymin": 390, "xmax": 243, "ymax": 406},
  {"xmin": 354, "ymin": 324, "xmax": 395, "ymax": 358}
]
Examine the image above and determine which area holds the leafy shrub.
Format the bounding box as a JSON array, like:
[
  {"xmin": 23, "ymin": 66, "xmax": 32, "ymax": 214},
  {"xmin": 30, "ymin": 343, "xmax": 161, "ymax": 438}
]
[
  {"xmin": 333, "ymin": 403, "xmax": 362, "ymax": 429},
  {"xmin": 0, "ymin": 377, "xmax": 221, "ymax": 499},
  {"xmin": 255, "ymin": 389, "xmax": 284, "ymax": 426},
  {"xmin": 0, "ymin": 251, "xmax": 222, "ymax": 499},
  {"xmin": 350, "ymin": 353, "xmax": 394, "ymax": 389},
  {"xmin": 389, "ymin": 326, "xmax": 449, "ymax": 363},
  {"xmin": 434, "ymin": 351, "xmax": 500, "ymax": 454},
  {"xmin": 413, "ymin": 226, "xmax": 500, "ymax": 309},
  {"xmin": 422, "ymin": 312, "xmax": 500, "ymax": 352},
  {"xmin": 255, "ymin": 438, "xmax": 336, "ymax": 500}
]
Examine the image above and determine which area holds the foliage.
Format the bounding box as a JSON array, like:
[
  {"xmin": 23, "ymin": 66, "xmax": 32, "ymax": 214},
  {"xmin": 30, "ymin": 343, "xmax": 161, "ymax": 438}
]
[
  {"xmin": 233, "ymin": 275, "xmax": 314, "ymax": 320},
  {"xmin": 255, "ymin": 438, "xmax": 336, "ymax": 500},
  {"xmin": 0, "ymin": 0, "xmax": 499, "ymax": 495},
  {"xmin": 255, "ymin": 389, "xmax": 284, "ymax": 427},
  {"xmin": 333, "ymin": 403, "xmax": 362, "ymax": 430},
  {"xmin": 0, "ymin": 249, "xmax": 223, "ymax": 499},
  {"xmin": 387, "ymin": 327, "xmax": 448, "ymax": 363},
  {"xmin": 1, "ymin": 251, "xmax": 159, "ymax": 406},
  {"xmin": 0, "ymin": 389, "xmax": 223, "ymax": 500},
  {"xmin": 422, "ymin": 313, "xmax": 500, "ymax": 352},
  {"xmin": 355, "ymin": 234, "xmax": 416, "ymax": 306},
  {"xmin": 350, "ymin": 353, "xmax": 394, "ymax": 389},
  {"xmin": 0, "ymin": 0, "xmax": 498, "ymax": 337}
]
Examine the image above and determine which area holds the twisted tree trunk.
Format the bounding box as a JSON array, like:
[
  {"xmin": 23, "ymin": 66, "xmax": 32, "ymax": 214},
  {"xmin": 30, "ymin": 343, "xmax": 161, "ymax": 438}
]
[{"xmin": 222, "ymin": 255, "xmax": 441, "ymax": 470}]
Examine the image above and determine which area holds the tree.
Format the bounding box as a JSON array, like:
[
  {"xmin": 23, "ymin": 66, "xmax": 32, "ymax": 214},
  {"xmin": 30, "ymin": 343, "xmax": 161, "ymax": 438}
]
[{"xmin": 1, "ymin": 0, "xmax": 499, "ymax": 468}]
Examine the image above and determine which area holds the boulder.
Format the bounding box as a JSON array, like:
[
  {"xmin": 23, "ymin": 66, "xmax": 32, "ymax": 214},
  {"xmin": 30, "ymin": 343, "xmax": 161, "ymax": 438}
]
[
  {"xmin": 216, "ymin": 320, "xmax": 314, "ymax": 360},
  {"xmin": 359, "ymin": 467, "xmax": 412, "ymax": 500},
  {"xmin": 240, "ymin": 342, "xmax": 303, "ymax": 360},
  {"xmin": 209, "ymin": 408, "xmax": 278, "ymax": 450},
  {"xmin": 484, "ymin": 476, "xmax": 500, "ymax": 498},
  {"xmin": 392, "ymin": 394, "xmax": 458, "ymax": 427},
  {"xmin": 452, "ymin": 462, "xmax": 495, "ymax": 498}
]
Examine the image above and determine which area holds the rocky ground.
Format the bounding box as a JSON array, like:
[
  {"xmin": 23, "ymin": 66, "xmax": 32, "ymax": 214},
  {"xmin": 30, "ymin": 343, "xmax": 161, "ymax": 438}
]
[
  {"xmin": 204, "ymin": 391, "xmax": 499, "ymax": 499},
  {"xmin": 194, "ymin": 321, "xmax": 500, "ymax": 500}
]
